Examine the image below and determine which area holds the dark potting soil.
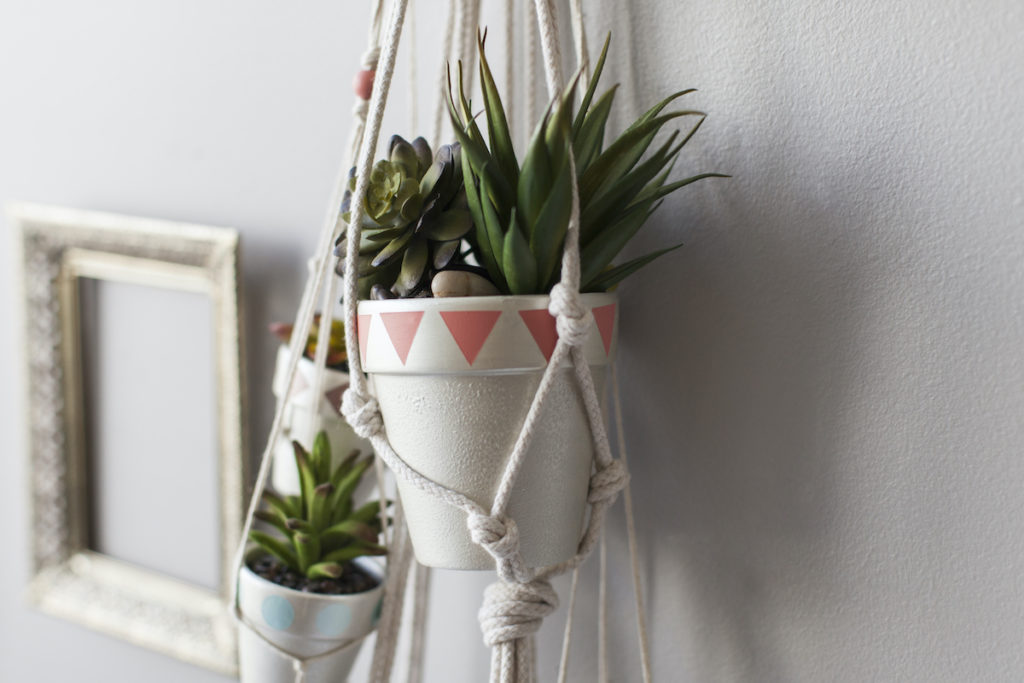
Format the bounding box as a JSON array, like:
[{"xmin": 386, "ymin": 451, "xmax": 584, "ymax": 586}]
[{"xmin": 249, "ymin": 556, "xmax": 379, "ymax": 595}]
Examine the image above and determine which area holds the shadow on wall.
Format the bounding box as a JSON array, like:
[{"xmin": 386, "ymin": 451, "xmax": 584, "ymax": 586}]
[{"xmin": 608, "ymin": 173, "xmax": 874, "ymax": 681}]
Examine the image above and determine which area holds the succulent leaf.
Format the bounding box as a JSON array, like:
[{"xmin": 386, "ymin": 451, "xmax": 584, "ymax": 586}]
[
  {"xmin": 584, "ymin": 243, "xmax": 683, "ymax": 292},
  {"xmin": 248, "ymin": 433, "xmax": 386, "ymax": 580},
  {"xmin": 502, "ymin": 209, "xmax": 537, "ymax": 294}
]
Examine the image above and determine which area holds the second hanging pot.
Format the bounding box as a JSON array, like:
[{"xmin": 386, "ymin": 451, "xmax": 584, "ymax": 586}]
[{"xmin": 358, "ymin": 293, "xmax": 618, "ymax": 570}]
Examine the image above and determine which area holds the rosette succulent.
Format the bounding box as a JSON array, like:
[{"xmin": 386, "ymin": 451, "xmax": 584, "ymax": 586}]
[{"xmin": 336, "ymin": 135, "xmax": 473, "ymax": 298}]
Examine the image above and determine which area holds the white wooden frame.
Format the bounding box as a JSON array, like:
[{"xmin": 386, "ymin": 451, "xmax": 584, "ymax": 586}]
[{"xmin": 9, "ymin": 203, "xmax": 248, "ymax": 676}]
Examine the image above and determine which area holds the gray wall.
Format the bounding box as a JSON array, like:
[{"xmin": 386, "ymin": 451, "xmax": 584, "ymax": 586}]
[{"xmin": 2, "ymin": 1, "xmax": 1023, "ymax": 681}]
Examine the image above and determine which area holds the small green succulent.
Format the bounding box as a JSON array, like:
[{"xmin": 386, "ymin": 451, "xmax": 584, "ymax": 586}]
[
  {"xmin": 447, "ymin": 33, "xmax": 728, "ymax": 294},
  {"xmin": 248, "ymin": 432, "xmax": 386, "ymax": 579},
  {"xmin": 336, "ymin": 135, "xmax": 473, "ymax": 298}
]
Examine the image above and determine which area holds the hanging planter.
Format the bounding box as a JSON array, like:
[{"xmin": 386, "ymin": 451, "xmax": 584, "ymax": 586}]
[
  {"xmin": 338, "ymin": 34, "xmax": 724, "ymax": 572},
  {"xmin": 359, "ymin": 292, "xmax": 617, "ymax": 568},
  {"xmin": 237, "ymin": 557, "xmax": 384, "ymax": 683},
  {"xmin": 269, "ymin": 317, "xmax": 372, "ymax": 494},
  {"xmin": 238, "ymin": 432, "xmax": 388, "ymax": 682}
]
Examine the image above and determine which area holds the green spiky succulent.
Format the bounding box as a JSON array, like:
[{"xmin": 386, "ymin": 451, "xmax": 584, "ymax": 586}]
[
  {"xmin": 448, "ymin": 32, "xmax": 728, "ymax": 294},
  {"xmin": 336, "ymin": 135, "xmax": 473, "ymax": 298},
  {"xmin": 248, "ymin": 432, "xmax": 386, "ymax": 580}
]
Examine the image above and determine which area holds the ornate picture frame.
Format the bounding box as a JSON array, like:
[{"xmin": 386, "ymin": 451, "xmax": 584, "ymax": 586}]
[{"xmin": 10, "ymin": 203, "xmax": 248, "ymax": 675}]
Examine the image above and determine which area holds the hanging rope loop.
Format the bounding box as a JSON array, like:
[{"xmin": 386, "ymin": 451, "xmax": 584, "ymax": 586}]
[
  {"xmin": 548, "ymin": 282, "xmax": 589, "ymax": 347},
  {"xmin": 341, "ymin": 387, "xmax": 385, "ymax": 439},
  {"xmin": 588, "ymin": 459, "xmax": 629, "ymax": 505},
  {"xmin": 478, "ymin": 579, "xmax": 559, "ymax": 647}
]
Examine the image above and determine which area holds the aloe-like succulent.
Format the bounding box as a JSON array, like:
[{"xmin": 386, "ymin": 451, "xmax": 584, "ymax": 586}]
[
  {"xmin": 248, "ymin": 432, "xmax": 386, "ymax": 580},
  {"xmin": 448, "ymin": 33, "xmax": 728, "ymax": 294},
  {"xmin": 269, "ymin": 314, "xmax": 347, "ymax": 370},
  {"xmin": 336, "ymin": 135, "xmax": 473, "ymax": 298}
]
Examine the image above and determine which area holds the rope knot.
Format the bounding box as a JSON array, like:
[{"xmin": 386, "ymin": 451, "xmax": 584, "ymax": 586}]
[
  {"xmin": 467, "ymin": 512, "xmax": 520, "ymax": 561},
  {"xmin": 549, "ymin": 283, "xmax": 590, "ymax": 348},
  {"xmin": 360, "ymin": 46, "xmax": 381, "ymax": 70},
  {"xmin": 351, "ymin": 98, "xmax": 369, "ymax": 120},
  {"xmin": 340, "ymin": 388, "xmax": 383, "ymax": 439},
  {"xmin": 588, "ymin": 459, "xmax": 629, "ymax": 505},
  {"xmin": 478, "ymin": 579, "xmax": 559, "ymax": 647}
]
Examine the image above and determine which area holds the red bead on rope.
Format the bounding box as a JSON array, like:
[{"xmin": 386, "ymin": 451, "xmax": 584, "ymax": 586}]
[{"xmin": 353, "ymin": 69, "xmax": 375, "ymax": 100}]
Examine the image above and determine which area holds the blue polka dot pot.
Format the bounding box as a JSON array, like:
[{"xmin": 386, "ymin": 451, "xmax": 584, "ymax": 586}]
[{"xmin": 237, "ymin": 557, "xmax": 385, "ymax": 683}]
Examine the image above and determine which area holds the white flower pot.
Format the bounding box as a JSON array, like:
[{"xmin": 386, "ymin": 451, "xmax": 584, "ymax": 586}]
[
  {"xmin": 358, "ymin": 293, "xmax": 618, "ymax": 570},
  {"xmin": 237, "ymin": 558, "xmax": 384, "ymax": 683},
  {"xmin": 271, "ymin": 345, "xmax": 373, "ymax": 495}
]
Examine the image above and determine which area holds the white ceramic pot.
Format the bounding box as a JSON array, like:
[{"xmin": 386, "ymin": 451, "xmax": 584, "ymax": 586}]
[
  {"xmin": 358, "ymin": 293, "xmax": 618, "ymax": 570},
  {"xmin": 271, "ymin": 345, "xmax": 373, "ymax": 495},
  {"xmin": 237, "ymin": 558, "xmax": 384, "ymax": 683}
]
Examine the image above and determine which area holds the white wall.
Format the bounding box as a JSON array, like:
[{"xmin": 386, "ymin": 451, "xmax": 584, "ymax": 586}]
[{"xmin": 2, "ymin": 1, "xmax": 1023, "ymax": 681}]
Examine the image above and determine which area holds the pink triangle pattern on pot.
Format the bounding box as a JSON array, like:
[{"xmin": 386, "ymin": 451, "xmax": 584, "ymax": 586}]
[
  {"xmin": 439, "ymin": 310, "xmax": 502, "ymax": 365},
  {"xmin": 380, "ymin": 311, "xmax": 424, "ymax": 365},
  {"xmin": 591, "ymin": 303, "xmax": 616, "ymax": 355},
  {"xmin": 357, "ymin": 314, "xmax": 372, "ymax": 366},
  {"xmin": 519, "ymin": 309, "xmax": 559, "ymax": 361}
]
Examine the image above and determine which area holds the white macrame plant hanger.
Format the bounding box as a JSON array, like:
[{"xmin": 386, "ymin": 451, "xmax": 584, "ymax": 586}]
[{"xmin": 230, "ymin": 1, "xmax": 654, "ymax": 681}]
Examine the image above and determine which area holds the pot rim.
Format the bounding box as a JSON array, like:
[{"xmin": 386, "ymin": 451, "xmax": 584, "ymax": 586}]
[
  {"xmin": 357, "ymin": 291, "xmax": 617, "ymax": 312},
  {"xmin": 239, "ymin": 554, "xmax": 385, "ymax": 606},
  {"xmin": 357, "ymin": 292, "xmax": 619, "ymax": 373}
]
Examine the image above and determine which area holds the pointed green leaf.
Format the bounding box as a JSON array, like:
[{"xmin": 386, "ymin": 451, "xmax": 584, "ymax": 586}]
[
  {"xmin": 293, "ymin": 442, "xmax": 317, "ymax": 521},
  {"xmin": 502, "ymin": 209, "xmax": 537, "ymax": 294},
  {"xmin": 423, "ymin": 208, "xmax": 473, "ymax": 241},
  {"xmin": 255, "ymin": 510, "xmax": 290, "ymax": 537},
  {"xmin": 529, "ymin": 158, "xmax": 573, "ymax": 289},
  {"xmin": 572, "ymin": 84, "xmax": 618, "ymax": 173},
  {"xmin": 579, "ymin": 130, "xmax": 679, "ymax": 244},
  {"xmin": 432, "ymin": 239, "xmax": 461, "ymax": 270},
  {"xmin": 351, "ymin": 500, "xmax": 384, "ymax": 526},
  {"xmin": 307, "ymin": 562, "xmax": 344, "ymax": 579},
  {"xmin": 479, "ymin": 170, "xmax": 509, "ymax": 291},
  {"xmin": 293, "ymin": 532, "xmax": 321, "ymax": 574},
  {"xmin": 572, "ymin": 32, "xmax": 611, "ymax": 137},
  {"xmin": 584, "ymin": 244, "xmax": 683, "ymax": 291},
  {"xmin": 631, "ymin": 172, "xmax": 731, "ymax": 207},
  {"xmin": 329, "ymin": 449, "xmax": 361, "ymax": 488},
  {"xmin": 477, "ymin": 33, "xmax": 519, "ymax": 185},
  {"xmin": 370, "ymin": 227, "xmax": 415, "ymax": 268},
  {"xmin": 323, "ymin": 544, "xmax": 387, "ymax": 564},
  {"xmin": 328, "ymin": 458, "xmax": 373, "ymax": 525},
  {"xmin": 625, "ymin": 89, "xmax": 697, "ymax": 134},
  {"xmin": 517, "ymin": 111, "xmax": 553, "ymax": 229},
  {"xmin": 396, "ymin": 236, "xmax": 428, "ymax": 295},
  {"xmin": 579, "ymin": 112, "xmax": 700, "ymax": 204},
  {"xmin": 579, "ymin": 203, "xmax": 653, "ymax": 286},
  {"xmin": 249, "ymin": 530, "xmax": 299, "ymax": 571},
  {"xmin": 312, "ymin": 431, "xmax": 331, "ymax": 483},
  {"xmin": 263, "ymin": 490, "xmax": 300, "ymax": 519}
]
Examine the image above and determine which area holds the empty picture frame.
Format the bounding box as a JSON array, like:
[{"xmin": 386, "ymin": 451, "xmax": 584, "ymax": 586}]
[{"xmin": 11, "ymin": 203, "xmax": 248, "ymax": 675}]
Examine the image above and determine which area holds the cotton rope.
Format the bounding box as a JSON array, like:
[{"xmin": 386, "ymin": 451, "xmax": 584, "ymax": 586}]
[
  {"xmin": 226, "ymin": 1, "xmax": 414, "ymax": 681},
  {"xmin": 237, "ymin": 0, "xmax": 652, "ymax": 679},
  {"xmin": 405, "ymin": 562, "xmax": 432, "ymax": 683},
  {"xmin": 613, "ymin": 364, "xmax": 655, "ymax": 683},
  {"xmin": 568, "ymin": 0, "xmax": 590, "ymax": 92},
  {"xmin": 555, "ymin": 567, "xmax": 580, "ymax": 683},
  {"xmin": 335, "ymin": 0, "xmax": 633, "ymax": 680},
  {"xmin": 430, "ymin": 0, "xmax": 456, "ymax": 148}
]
